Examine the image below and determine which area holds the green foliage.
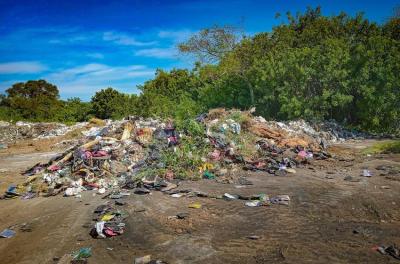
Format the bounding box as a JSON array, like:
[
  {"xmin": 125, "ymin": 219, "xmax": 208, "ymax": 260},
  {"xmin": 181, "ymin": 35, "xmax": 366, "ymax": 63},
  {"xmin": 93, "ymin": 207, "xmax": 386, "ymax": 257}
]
[
  {"xmin": 91, "ymin": 88, "xmax": 138, "ymax": 119},
  {"xmin": 177, "ymin": 118, "xmax": 204, "ymax": 137},
  {"xmin": 2, "ymin": 80, "xmax": 62, "ymax": 121},
  {"xmin": 136, "ymin": 69, "xmax": 203, "ymax": 120},
  {"xmin": 159, "ymin": 135, "xmax": 212, "ymax": 179},
  {"xmin": 174, "ymin": 96, "xmax": 203, "ymax": 127},
  {"xmin": 56, "ymin": 98, "xmax": 92, "ymax": 122},
  {"xmin": 363, "ymin": 140, "xmax": 400, "ymax": 154}
]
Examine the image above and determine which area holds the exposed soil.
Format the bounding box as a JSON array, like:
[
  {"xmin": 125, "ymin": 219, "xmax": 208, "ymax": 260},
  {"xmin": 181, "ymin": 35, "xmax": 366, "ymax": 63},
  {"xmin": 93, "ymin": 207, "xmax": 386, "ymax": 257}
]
[{"xmin": 1, "ymin": 139, "xmax": 400, "ymax": 263}]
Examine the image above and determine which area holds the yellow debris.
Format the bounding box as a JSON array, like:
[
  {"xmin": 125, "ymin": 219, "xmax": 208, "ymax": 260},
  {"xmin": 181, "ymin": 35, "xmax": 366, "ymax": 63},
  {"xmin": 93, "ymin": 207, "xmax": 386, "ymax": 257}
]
[{"xmin": 188, "ymin": 202, "xmax": 202, "ymax": 209}]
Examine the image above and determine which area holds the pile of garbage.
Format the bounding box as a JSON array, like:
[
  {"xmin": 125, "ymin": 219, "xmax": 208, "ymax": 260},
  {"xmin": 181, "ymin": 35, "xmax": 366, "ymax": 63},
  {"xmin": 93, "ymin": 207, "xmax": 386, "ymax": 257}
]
[
  {"xmin": 0, "ymin": 109, "xmax": 331, "ymax": 199},
  {"xmin": 0, "ymin": 121, "xmax": 87, "ymax": 143},
  {"xmin": 1, "ymin": 108, "xmax": 336, "ymax": 200},
  {"xmin": 261, "ymin": 119, "xmax": 370, "ymax": 143}
]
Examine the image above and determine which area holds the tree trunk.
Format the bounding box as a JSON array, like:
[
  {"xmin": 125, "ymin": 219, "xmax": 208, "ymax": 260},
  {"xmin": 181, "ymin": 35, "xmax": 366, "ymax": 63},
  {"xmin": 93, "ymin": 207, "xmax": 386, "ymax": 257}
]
[{"xmin": 249, "ymin": 83, "xmax": 255, "ymax": 106}]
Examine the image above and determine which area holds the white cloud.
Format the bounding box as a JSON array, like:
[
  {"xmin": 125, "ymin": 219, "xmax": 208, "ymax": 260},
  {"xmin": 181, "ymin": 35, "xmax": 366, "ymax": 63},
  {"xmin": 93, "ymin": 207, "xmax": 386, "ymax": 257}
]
[
  {"xmin": 47, "ymin": 63, "xmax": 151, "ymax": 81},
  {"xmin": 103, "ymin": 31, "xmax": 157, "ymax": 46},
  {"xmin": 0, "ymin": 61, "xmax": 47, "ymax": 74},
  {"xmin": 86, "ymin": 53, "xmax": 104, "ymax": 59},
  {"xmin": 43, "ymin": 63, "xmax": 155, "ymax": 97},
  {"xmin": 135, "ymin": 47, "xmax": 177, "ymax": 59},
  {"xmin": 158, "ymin": 29, "xmax": 194, "ymax": 43}
]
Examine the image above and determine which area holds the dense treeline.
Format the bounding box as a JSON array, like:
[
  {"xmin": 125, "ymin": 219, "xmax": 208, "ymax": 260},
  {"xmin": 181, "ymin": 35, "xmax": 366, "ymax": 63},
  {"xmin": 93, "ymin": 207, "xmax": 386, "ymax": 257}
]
[{"xmin": 0, "ymin": 7, "xmax": 399, "ymax": 133}]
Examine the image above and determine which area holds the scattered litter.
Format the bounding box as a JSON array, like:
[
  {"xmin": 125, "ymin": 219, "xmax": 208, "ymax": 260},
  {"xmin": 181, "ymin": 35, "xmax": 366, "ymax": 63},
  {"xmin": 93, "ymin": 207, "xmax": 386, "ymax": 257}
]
[
  {"xmin": 223, "ymin": 193, "xmax": 239, "ymax": 200},
  {"xmin": 134, "ymin": 188, "xmax": 151, "ymax": 195},
  {"xmin": 73, "ymin": 247, "xmax": 92, "ymax": 261},
  {"xmin": 95, "ymin": 221, "xmax": 106, "ymax": 239},
  {"xmin": 134, "ymin": 255, "xmax": 151, "ymax": 264},
  {"xmin": 0, "ymin": 229, "xmax": 16, "ymax": 238},
  {"xmin": 376, "ymin": 244, "xmax": 400, "ymax": 260},
  {"xmin": 245, "ymin": 201, "xmax": 263, "ymax": 207},
  {"xmin": 176, "ymin": 212, "xmax": 189, "ymax": 219},
  {"xmin": 362, "ymin": 169, "xmax": 372, "ymax": 177},
  {"xmin": 188, "ymin": 202, "xmax": 202, "ymax": 209},
  {"xmin": 270, "ymin": 195, "xmax": 290, "ymax": 205},
  {"xmin": 246, "ymin": 235, "xmax": 261, "ymax": 240},
  {"xmin": 90, "ymin": 204, "xmax": 127, "ymax": 239},
  {"xmin": 203, "ymin": 171, "xmax": 215, "ymax": 179},
  {"xmin": 285, "ymin": 168, "xmax": 296, "ymax": 174},
  {"xmin": 101, "ymin": 213, "xmax": 115, "ymax": 222}
]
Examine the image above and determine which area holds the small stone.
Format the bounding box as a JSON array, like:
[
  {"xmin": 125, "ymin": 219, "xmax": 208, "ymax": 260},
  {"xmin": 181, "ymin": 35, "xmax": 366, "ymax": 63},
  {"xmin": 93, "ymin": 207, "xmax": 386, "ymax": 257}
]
[
  {"xmin": 176, "ymin": 212, "xmax": 189, "ymax": 219},
  {"xmin": 115, "ymin": 200, "xmax": 126, "ymax": 206},
  {"xmin": 246, "ymin": 235, "xmax": 261, "ymax": 240},
  {"xmin": 134, "ymin": 188, "xmax": 151, "ymax": 195},
  {"xmin": 134, "ymin": 255, "xmax": 151, "ymax": 264}
]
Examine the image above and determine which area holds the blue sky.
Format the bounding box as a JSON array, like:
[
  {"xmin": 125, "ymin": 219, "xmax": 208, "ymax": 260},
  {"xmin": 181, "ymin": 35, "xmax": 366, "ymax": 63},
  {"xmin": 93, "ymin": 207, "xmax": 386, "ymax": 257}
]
[{"xmin": 0, "ymin": 0, "xmax": 398, "ymax": 100}]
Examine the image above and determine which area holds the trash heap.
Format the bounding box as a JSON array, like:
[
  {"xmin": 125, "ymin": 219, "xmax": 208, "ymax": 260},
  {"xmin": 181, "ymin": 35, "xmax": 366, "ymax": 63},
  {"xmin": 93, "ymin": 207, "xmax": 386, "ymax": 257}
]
[
  {"xmin": 2, "ymin": 108, "xmax": 334, "ymax": 200},
  {"xmin": 0, "ymin": 121, "xmax": 88, "ymax": 143},
  {"xmin": 268, "ymin": 119, "xmax": 371, "ymax": 142}
]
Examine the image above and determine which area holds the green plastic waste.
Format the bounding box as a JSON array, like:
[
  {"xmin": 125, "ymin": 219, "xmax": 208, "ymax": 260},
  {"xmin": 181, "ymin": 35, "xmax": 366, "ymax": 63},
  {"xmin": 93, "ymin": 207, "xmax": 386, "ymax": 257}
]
[
  {"xmin": 203, "ymin": 170, "xmax": 215, "ymax": 179},
  {"xmin": 73, "ymin": 247, "xmax": 92, "ymax": 260}
]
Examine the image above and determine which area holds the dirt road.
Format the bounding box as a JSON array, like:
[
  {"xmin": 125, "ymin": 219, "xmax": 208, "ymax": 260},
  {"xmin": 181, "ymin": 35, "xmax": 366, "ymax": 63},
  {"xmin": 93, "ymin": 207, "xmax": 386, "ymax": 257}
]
[{"xmin": 1, "ymin": 141, "xmax": 400, "ymax": 263}]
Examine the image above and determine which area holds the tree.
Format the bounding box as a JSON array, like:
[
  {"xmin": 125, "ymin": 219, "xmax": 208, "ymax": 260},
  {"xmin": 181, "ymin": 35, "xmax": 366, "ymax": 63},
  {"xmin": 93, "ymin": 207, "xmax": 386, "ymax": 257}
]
[
  {"xmin": 134, "ymin": 68, "xmax": 204, "ymax": 120},
  {"xmin": 91, "ymin": 88, "xmax": 129, "ymax": 119},
  {"xmin": 57, "ymin": 98, "xmax": 92, "ymax": 122},
  {"xmin": 178, "ymin": 25, "xmax": 243, "ymax": 63},
  {"xmin": 383, "ymin": 6, "xmax": 400, "ymax": 40},
  {"xmin": 6, "ymin": 79, "xmax": 59, "ymax": 99},
  {"xmin": 4, "ymin": 80, "xmax": 61, "ymax": 121}
]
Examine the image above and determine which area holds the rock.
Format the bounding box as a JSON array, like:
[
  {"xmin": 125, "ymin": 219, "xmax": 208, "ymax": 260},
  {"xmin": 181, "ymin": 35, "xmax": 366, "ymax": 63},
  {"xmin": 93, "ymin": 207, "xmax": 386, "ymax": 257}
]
[
  {"xmin": 134, "ymin": 188, "xmax": 151, "ymax": 195},
  {"xmin": 134, "ymin": 255, "xmax": 151, "ymax": 264},
  {"xmin": 246, "ymin": 235, "xmax": 261, "ymax": 240},
  {"xmin": 115, "ymin": 200, "xmax": 126, "ymax": 206},
  {"xmin": 176, "ymin": 212, "xmax": 189, "ymax": 219}
]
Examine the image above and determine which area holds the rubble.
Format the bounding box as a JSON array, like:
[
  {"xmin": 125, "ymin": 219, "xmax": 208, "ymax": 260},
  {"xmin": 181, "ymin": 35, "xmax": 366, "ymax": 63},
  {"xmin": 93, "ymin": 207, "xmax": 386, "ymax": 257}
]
[
  {"xmin": 1, "ymin": 109, "xmax": 338, "ymax": 201},
  {"xmin": 0, "ymin": 121, "xmax": 88, "ymax": 143},
  {"xmin": 265, "ymin": 119, "xmax": 371, "ymax": 143}
]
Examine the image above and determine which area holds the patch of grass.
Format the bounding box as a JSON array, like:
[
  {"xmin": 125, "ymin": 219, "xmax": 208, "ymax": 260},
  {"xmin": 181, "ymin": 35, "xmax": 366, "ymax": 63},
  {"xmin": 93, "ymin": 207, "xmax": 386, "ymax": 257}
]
[
  {"xmin": 207, "ymin": 111, "xmax": 258, "ymax": 159},
  {"xmin": 363, "ymin": 140, "xmax": 400, "ymax": 154},
  {"xmin": 229, "ymin": 130, "xmax": 259, "ymax": 159},
  {"xmin": 227, "ymin": 110, "xmax": 250, "ymax": 122},
  {"xmin": 176, "ymin": 119, "xmax": 205, "ymax": 137},
  {"xmin": 159, "ymin": 135, "xmax": 212, "ymax": 180}
]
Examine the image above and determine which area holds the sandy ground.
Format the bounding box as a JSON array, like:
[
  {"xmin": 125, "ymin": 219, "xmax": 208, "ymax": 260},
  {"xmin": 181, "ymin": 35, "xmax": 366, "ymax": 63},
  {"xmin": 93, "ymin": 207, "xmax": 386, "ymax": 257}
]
[{"xmin": 0, "ymin": 139, "xmax": 400, "ymax": 263}]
